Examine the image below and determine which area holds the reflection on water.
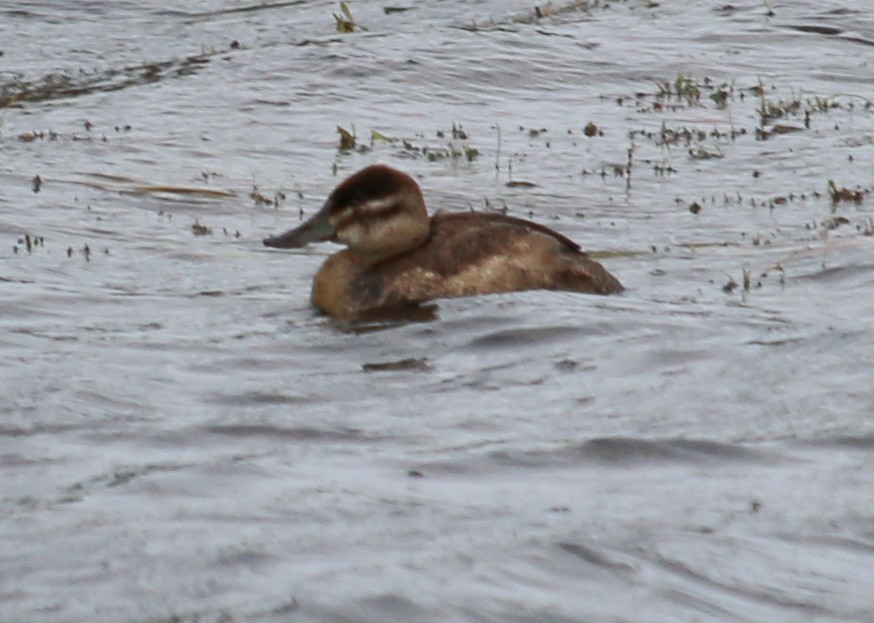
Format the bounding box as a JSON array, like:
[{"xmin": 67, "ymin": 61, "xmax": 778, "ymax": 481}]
[{"xmin": 2, "ymin": 1, "xmax": 874, "ymax": 621}]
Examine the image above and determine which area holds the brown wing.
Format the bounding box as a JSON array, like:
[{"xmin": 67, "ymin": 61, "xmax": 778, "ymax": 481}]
[
  {"xmin": 418, "ymin": 212, "xmax": 582, "ymax": 276},
  {"xmin": 430, "ymin": 211, "xmax": 584, "ymax": 254},
  {"xmin": 348, "ymin": 211, "xmax": 621, "ymax": 310}
]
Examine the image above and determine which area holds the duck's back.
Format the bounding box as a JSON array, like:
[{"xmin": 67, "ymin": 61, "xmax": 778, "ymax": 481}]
[{"xmin": 339, "ymin": 211, "xmax": 622, "ymax": 313}]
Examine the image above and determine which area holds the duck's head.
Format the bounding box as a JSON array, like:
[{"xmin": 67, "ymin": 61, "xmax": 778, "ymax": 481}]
[{"xmin": 263, "ymin": 165, "xmax": 430, "ymax": 263}]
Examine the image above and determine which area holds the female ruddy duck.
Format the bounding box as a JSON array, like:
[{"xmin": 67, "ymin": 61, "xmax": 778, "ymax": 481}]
[{"xmin": 263, "ymin": 165, "xmax": 622, "ymax": 319}]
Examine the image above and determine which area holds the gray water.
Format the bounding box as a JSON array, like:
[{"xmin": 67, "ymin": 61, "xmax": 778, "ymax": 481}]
[{"xmin": 2, "ymin": 1, "xmax": 874, "ymax": 621}]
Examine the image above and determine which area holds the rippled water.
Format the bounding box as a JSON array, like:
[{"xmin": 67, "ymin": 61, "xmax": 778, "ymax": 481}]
[{"xmin": 2, "ymin": 1, "xmax": 874, "ymax": 621}]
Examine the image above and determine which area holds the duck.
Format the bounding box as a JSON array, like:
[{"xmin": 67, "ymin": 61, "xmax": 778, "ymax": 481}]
[{"xmin": 263, "ymin": 165, "xmax": 623, "ymax": 319}]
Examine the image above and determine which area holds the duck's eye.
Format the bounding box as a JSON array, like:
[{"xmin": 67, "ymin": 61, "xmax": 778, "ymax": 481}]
[{"xmin": 350, "ymin": 189, "xmax": 369, "ymax": 205}]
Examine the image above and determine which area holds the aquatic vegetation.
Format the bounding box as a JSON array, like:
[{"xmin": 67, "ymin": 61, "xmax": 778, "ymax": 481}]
[
  {"xmin": 337, "ymin": 125, "xmax": 356, "ymax": 151},
  {"xmin": 753, "ymin": 87, "xmax": 862, "ymax": 139},
  {"xmin": 459, "ymin": 0, "xmax": 620, "ymax": 31},
  {"xmin": 15, "ymin": 124, "xmax": 136, "ymax": 145},
  {"xmin": 423, "ymin": 143, "xmax": 479, "ymax": 163},
  {"xmin": 827, "ymin": 180, "xmax": 867, "ymax": 206},
  {"xmin": 709, "ymin": 81, "xmax": 735, "ymax": 109},
  {"xmin": 191, "ymin": 219, "xmax": 212, "ymax": 236},
  {"xmin": 583, "ymin": 121, "xmax": 602, "ymax": 137},
  {"xmin": 333, "ymin": 2, "xmax": 367, "ymax": 33},
  {"xmin": 250, "ymin": 186, "xmax": 285, "ymax": 208},
  {"xmin": 821, "ymin": 215, "xmax": 850, "ymax": 231},
  {"xmin": 12, "ymin": 233, "xmax": 45, "ymax": 255},
  {"xmin": 0, "ymin": 44, "xmax": 240, "ymax": 107},
  {"xmin": 623, "ymin": 75, "xmax": 872, "ymax": 228},
  {"xmin": 432, "ymin": 122, "xmax": 468, "ymax": 140},
  {"xmin": 721, "ymin": 267, "xmax": 756, "ymax": 294},
  {"xmin": 757, "ymin": 90, "xmax": 801, "ymax": 126},
  {"xmin": 655, "ymin": 74, "xmax": 701, "ymax": 106},
  {"xmin": 370, "ymin": 130, "xmax": 396, "ymax": 144},
  {"xmin": 334, "ymin": 122, "xmax": 480, "ymax": 164},
  {"xmin": 688, "ymin": 145, "xmax": 723, "ymax": 160},
  {"xmin": 525, "ymin": 0, "xmax": 595, "ymax": 23}
]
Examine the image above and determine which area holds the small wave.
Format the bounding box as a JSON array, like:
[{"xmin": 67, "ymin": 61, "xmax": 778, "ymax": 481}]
[
  {"xmin": 489, "ymin": 437, "xmax": 770, "ymax": 469},
  {"xmin": 416, "ymin": 437, "xmax": 774, "ymax": 476},
  {"xmin": 464, "ymin": 325, "xmax": 594, "ymax": 350},
  {"xmin": 800, "ymin": 433, "xmax": 874, "ymax": 450},
  {"xmin": 208, "ymin": 391, "xmax": 308, "ymax": 407},
  {"xmin": 557, "ymin": 541, "xmax": 636, "ymax": 572},
  {"xmin": 200, "ymin": 424, "xmax": 369, "ymax": 442},
  {"xmin": 576, "ymin": 437, "xmax": 765, "ymax": 464},
  {"xmin": 795, "ymin": 263, "xmax": 874, "ymax": 284}
]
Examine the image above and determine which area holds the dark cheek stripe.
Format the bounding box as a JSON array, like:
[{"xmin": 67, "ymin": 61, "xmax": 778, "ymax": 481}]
[{"xmin": 334, "ymin": 203, "xmax": 400, "ymax": 232}]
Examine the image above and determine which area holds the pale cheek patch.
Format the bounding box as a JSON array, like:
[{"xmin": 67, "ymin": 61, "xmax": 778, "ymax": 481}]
[
  {"xmin": 339, "ymin": 223, "xmax": 366, "ymax": 248},
  {"xmin": 358, "ymin": 198, "xmax": 396, "ymax": 215}
]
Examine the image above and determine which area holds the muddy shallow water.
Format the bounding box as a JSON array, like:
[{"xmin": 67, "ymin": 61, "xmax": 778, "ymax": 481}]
[{"xmin": 2, "ymin": 1, "xmax": 874, "ymax": 621}]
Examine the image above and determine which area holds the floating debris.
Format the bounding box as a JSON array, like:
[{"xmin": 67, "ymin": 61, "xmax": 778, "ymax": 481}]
[
  {"xmin": 31, "ymin": 175, "xmax": 42, "ymax": 193},
  {"xmin": 506, "ymin": 180, "xmax": 537, "ymax": 188},
  {"xmin": 127, "ymin": 185, "xmax": 236, "ymax": 198}
]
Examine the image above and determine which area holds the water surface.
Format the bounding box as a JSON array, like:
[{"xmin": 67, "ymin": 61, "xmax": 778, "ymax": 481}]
[{"xmin": 2, "ymin": 1, "xmax": 874, "ymax": 621}]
